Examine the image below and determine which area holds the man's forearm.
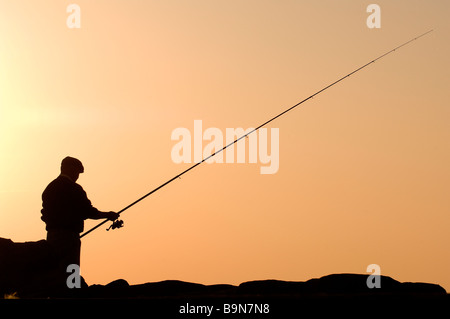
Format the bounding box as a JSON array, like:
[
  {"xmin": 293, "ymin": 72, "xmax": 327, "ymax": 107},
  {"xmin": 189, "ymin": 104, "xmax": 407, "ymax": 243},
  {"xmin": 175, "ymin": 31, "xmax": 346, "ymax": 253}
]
[
  {"xmin": 90, "ymin": 211, "xmax": 110, "ymax": 220},
  {"xmin": 89, "ymin": 210, "xmax": 118, "ymax": 221}
]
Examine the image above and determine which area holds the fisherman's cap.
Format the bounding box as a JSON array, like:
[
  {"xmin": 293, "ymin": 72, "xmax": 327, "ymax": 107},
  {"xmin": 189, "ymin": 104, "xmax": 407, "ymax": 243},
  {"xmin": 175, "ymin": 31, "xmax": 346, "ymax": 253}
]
[{"xmin": 61, "ymin": 156, "xmax": 84, "ymax": 173}]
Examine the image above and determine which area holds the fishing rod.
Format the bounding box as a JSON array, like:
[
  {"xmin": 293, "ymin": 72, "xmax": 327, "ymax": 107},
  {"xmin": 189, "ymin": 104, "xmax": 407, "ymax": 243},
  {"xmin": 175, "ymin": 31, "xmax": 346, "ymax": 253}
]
[{"xmin": 80, "ymin": 29, "xmax": 433, "ymax": 239}]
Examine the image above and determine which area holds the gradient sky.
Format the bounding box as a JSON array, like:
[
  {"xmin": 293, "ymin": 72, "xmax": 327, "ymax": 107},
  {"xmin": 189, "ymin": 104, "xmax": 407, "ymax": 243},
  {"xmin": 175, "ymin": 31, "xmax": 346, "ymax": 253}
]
[{"xmin": 1, "ymin": 1, "xmax": 449, "ymax": 291}]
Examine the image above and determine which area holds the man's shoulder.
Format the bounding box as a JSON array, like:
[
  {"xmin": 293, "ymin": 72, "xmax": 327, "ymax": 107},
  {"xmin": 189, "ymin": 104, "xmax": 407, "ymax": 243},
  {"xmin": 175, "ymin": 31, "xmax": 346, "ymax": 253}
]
[{"xmin": 45, "ymin": 175, "xmax": 84, "ymax": 191}]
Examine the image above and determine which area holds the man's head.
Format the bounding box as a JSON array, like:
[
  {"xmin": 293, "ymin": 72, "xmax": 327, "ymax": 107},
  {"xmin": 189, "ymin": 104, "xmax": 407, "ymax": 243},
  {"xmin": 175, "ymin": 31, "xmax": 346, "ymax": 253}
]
[{"xmin": 61, "ymin": 156, "xmax": 84, "ymax": 182}]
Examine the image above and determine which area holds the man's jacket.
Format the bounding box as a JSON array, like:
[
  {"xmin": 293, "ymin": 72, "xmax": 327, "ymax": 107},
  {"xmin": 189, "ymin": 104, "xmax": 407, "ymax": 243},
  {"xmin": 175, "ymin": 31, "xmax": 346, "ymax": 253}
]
[{"xmin": 41, "ymin": 175, "xmax": 100, "ymax": 233}]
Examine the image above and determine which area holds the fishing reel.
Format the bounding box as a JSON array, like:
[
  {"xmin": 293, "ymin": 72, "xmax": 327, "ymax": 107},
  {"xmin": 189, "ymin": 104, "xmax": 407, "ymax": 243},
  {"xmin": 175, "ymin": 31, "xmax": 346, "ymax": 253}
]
[{"xmin": 106, "ymin": 219, "xmax": 124, "ymax": 231}]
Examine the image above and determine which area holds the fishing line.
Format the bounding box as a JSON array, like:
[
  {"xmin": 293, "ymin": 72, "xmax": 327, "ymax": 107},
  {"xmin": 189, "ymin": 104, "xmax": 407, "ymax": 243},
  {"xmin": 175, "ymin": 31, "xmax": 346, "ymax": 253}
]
[{"xmin": 80, "ymin": 30, "xmax": 433, "ymax": 239}]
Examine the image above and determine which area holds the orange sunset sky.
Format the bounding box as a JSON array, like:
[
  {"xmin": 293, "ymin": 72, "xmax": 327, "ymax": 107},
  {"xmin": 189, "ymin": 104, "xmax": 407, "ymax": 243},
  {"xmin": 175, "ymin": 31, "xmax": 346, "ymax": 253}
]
[{"xmin": 1, "ymin": 1, "xmax": 449, "ymax": 291}]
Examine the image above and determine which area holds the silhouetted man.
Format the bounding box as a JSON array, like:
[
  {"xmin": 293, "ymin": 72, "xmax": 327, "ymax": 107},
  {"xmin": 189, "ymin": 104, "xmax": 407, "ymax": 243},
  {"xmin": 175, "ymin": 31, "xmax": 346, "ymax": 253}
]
[{"xmin": 41, "ymin": 157, "xmax": 118, "ymax": 282}]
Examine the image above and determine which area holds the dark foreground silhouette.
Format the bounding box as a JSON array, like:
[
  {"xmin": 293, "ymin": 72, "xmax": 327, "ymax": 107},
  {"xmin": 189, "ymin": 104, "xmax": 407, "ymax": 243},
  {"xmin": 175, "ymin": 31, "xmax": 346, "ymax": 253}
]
[
  {"xmin": 1, "ymin": 236, "xmax": 448, "ymax": 316},
  {"xmin": 1, "ymin": 236, "xmax": 447, "ymax": 296}
]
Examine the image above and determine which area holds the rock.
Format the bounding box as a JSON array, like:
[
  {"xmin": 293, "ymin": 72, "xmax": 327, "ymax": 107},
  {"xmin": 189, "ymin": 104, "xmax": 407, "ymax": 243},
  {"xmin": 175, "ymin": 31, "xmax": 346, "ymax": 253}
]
[
  {"xmin": 239, "ymin": 274, "xmax": 446, "ymax": 295},
  {"xmin": 0, "ymin": 237, "xmax": 59, "ymax": 296}
]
